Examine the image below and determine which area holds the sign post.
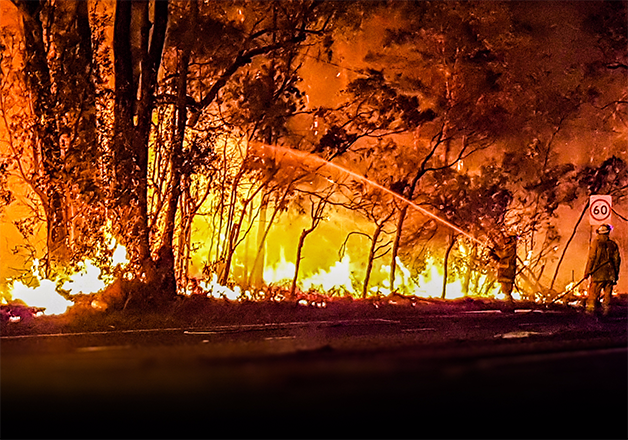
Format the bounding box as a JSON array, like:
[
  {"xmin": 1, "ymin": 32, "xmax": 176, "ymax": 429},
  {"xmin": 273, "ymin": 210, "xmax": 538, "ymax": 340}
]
[{"xmin": 589, "ymin": 195, "xmax": 612, "ymax": 225}]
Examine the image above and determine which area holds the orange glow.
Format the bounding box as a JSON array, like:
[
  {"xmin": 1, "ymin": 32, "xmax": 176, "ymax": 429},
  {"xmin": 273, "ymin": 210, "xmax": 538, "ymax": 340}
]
[
  {"xmin": 0, "ymin": 2, "xmax": 540, "ymax": 314},
  {"xmin": 8, "ymin": 260, "xmax": 72, "ymax": 315},
  {"xmin": 254, "ymin": 143, "xmax": 486, "ymax": 247},
  {"xmin": 7, "ymin": 242, "xmax": 129, "ymax": 315},
  {"xmin": 177, "ymin": 138, "xmax": 507, "ymax": 304}
]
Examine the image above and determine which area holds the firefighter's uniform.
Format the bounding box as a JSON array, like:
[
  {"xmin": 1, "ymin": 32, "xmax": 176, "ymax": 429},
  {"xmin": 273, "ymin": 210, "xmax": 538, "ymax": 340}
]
[
  {"xmin": 584, "ymin": 224, "xmax": 621, "ymax": 316},
  {"xmin": 494, "ymin": 236, "xmax": 517, "ymax": 302}
]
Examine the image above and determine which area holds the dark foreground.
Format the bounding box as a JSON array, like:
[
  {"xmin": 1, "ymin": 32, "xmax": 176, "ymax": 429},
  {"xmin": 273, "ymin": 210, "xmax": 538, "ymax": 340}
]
[{"xmin": 2, "ymin": 298, "xmax": 627, "ymax": 439}]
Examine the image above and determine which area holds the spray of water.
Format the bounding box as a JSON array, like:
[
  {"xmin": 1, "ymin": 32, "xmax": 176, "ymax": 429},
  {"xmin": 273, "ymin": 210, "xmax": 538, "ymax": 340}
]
[{"xmin": 254, "ymin": 143, "xmax": 486, "ymax": 247}]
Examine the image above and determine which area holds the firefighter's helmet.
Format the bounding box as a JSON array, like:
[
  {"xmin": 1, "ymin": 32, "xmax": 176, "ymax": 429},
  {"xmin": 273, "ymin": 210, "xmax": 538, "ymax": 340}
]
[{"xmin": 596, "ymin": 224, "xmax": 612, "ymax": 235}]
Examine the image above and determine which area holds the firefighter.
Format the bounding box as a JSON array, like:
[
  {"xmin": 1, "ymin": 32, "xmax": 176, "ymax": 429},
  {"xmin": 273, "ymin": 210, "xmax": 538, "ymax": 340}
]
[
  {"xmin": 584, "ymin": 224, "xmax": 621, "ymax": 316},
  {"xmin": 490, "ymin": 234, "xmax": 518, "ymax": 304}
]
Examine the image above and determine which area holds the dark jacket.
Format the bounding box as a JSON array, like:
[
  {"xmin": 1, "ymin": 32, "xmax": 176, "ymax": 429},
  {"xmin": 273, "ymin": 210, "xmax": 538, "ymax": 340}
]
[
  {"xmin": 493, "ymin": 238, "xmax": 517, "ymax": 283},
  {"xmin": 584, "ymin": 235, "xmax": 621, "ymax": 282}
]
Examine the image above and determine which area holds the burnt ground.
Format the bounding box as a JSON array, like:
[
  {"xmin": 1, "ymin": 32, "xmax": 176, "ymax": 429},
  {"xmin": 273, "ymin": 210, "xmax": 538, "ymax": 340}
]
[{"xmin": 1, "ymin": 295, "xmax": 627, "ymax": 439}]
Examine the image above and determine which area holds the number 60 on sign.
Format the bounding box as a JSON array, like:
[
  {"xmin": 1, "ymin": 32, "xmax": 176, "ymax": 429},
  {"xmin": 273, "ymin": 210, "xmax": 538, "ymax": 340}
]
[{"xmin": 589, "ymin": 195, "xmax": 612, "ymax": 225}]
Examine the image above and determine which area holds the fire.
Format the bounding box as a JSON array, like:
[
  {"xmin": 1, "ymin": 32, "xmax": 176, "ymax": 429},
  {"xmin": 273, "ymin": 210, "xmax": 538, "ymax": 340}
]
[
  {"xmin": 203, "ymin": 273, "xmax": 242, "ymax": 301},
  {"xmin": 7, "ymin": 242, "xmax": 129, "ymax": 315},
  {"xmin": 160, "ymin": 139, "xmax": 515, "ymax": 305},
  {"xmin": 61, "ymin": 260, "xmax": 107, "ymax": 295},
  {"xmin": 10, "ymin": 277, "xmax": 72, "ymax": 316},
  {"xmin": 301, "ymin": 256, "xmax": 353, "ymax": 293},
  {"xmin": 260, "ymin": 249, "xmax": 356, "ymax": 296},
  {"xmin": 180, "ymin": 140, "xmax": 503, "ymax": 304},
  {"xmin": 256, "ymin": 246, "xmax": 495, "ymax": 301},
  {"xmin": 415, "ymin": 260, "xmax": 466, "ymax": 299},
  {"xmin": 112, "ymin": 244, "xmax": 128, "ymax": 267},
  {"xmin": 263, "ymin": 248, "xmax": 296, "ymax": 286}
]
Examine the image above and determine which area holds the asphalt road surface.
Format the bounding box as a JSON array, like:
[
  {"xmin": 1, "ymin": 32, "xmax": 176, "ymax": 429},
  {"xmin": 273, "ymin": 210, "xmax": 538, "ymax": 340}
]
[{"xmin": 2, "ymin": 309, "xmax": 627, "ymax": 438}]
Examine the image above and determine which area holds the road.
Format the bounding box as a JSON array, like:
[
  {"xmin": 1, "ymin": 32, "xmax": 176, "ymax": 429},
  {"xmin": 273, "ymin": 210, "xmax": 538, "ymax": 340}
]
[{"xmin": 2, "ymin": 309, "xmax": 627, "ymax": 438}]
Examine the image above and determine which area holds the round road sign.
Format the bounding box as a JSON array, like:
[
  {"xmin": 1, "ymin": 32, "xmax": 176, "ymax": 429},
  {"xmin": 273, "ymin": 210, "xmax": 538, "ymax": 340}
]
[{"xmin": 589, "ymin": 196, "xmax": 612, "ymax": 224}]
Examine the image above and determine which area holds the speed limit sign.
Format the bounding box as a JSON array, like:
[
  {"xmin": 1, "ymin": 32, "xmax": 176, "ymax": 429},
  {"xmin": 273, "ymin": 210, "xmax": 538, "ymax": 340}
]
[{"xmin": 589, "ymin": 195, "xmax": 612, "ymax": 225}]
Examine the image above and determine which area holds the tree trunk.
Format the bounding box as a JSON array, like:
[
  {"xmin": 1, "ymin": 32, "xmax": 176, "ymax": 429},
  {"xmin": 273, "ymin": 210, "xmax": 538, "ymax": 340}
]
[
  {"xmin": 159, "ymin": 29, "xmax": 193, "ymax": 298},
  {"xmin": 113, "ymin": 0, "xmax": 140, "ymax": 251},
  {"xmin": 461, "ymin": 242, "xmax": 477, "ymax": 295},
  {"xmin": 19, "ymin": 2, "xmax": 63, "ymax": 275},
  {"xmin": 248, "ymin": 188, "xmax": 290, "ymax": 287},
  {"xmin": 251, "ymin": 196, "xmax": 268, "ymax": 288},
  {"xmin": 113, "ymin": 0, "xmax": 169, "ymax": 297},
  {"xmin": 290, "ymin": 228, "xmax": 310, "ymax": 299},
  {"xmin": 220, "ymin": 197, "xmax": 253, "ymax": 285},
  {"xmin": 390, "ymin": 205, "xmax": 408, "ymax": 293},
  {"xmin": 362, "ymin": 223, "xmax": 384, "ymax": 299},
  {"xmin": 46, "ymin": 190, "xmax": 69, "ymax": 270},
  {"xmin": 441, "ymin": 232, "xmax": 456, "ymax": 299},
  {"xmin": 549, "ymin": 200, "xmax": 589, "ymax": 290}
]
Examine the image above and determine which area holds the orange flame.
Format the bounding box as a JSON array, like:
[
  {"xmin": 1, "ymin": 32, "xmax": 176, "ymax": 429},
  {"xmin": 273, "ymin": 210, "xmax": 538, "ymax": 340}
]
[{"xmin": 7, "ymin": 242, "xmax": 129, "ymax": 315}]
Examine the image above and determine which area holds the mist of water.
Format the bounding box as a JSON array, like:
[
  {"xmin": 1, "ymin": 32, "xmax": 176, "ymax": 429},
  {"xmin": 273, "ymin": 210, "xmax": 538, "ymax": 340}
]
[{"xmin": 254, "ymin": 143, "xmax": 487, "ymax": 247}]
